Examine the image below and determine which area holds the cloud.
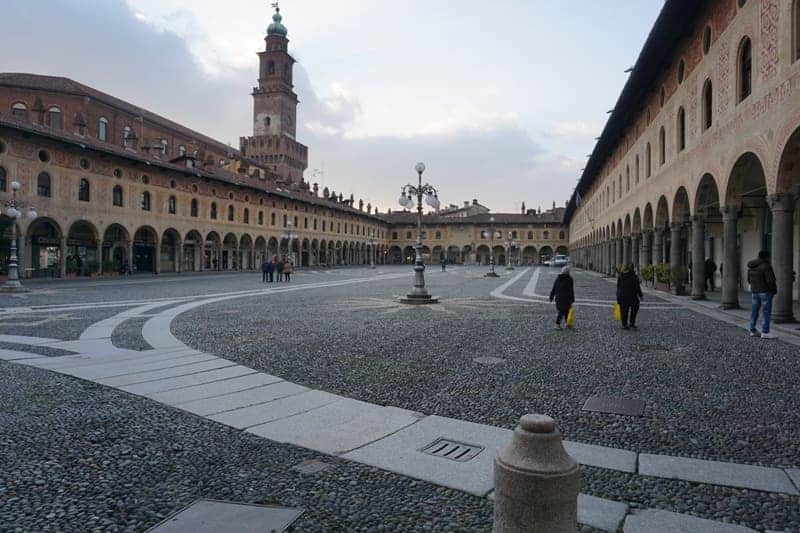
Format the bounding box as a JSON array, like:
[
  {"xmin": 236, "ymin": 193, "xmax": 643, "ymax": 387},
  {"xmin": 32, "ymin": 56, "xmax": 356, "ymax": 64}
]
[
  {"xmin": 547, "ymin": 121, "xmax": 602, "ymax": 141},
  {"xmin": 0, "ymin": 0, "xmax": 574, "ymax": 213}
]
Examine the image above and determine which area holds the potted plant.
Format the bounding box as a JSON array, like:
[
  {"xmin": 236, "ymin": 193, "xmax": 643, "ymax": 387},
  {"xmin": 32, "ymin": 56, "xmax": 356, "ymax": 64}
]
[
  {"xmin": 103, "ymin": 260, "xmax": 116, "ymax": 276},
  {"xmin": 670, "ymin": 265, "xmax": 688, "ymax": 296},
  {"xmin": 616, "ymin": 264, "xmax": 628, "ymax": 274},
  {"xmin": 86, "ymin": 260, "xmax": 99, "ymax": 277},
  {"xmin": 641, "ymin": 264, "xmax": 655, "ymax": 286},
  {"xmin": 655, "ymin": 264, "xmax": 671, "ymax": 292},
  {"xmin": 66, "ymin": 257, "xmax": 78, "ymax": 278}
]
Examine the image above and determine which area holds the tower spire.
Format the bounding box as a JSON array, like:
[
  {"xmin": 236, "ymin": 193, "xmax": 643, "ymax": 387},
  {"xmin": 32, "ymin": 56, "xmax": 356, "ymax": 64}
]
[{"xmin": 267, "ymin": 1, "xmax": 287, "ymax": 36}]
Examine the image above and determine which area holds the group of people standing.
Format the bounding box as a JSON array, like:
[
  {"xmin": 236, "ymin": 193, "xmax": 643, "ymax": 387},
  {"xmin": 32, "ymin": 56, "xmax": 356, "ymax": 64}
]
[
  {"xmin": 261, "ymin": 256, "xmax": 293, "ymax": 283},
  {"xmin": 549, "ymin": 249, "xmax": 779, "ymax": 338}
]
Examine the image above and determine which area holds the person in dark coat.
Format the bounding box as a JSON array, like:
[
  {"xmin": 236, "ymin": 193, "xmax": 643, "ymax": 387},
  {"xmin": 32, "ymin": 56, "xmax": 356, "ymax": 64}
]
[
  {"xmin": 261, "ymin": 258, "xmax": 270, "ymax": 283},
  {"xmin": 549, "ymin": 266, "xmax": 575, "ymax": 330},
  {"xmin": 268, "ymin": 256, "xmax": 277, "ymax": 283},
  {"xmin": 747, "ymin": 250, "xmax": 777, "ymax": 338},
  {"xmin": 441, "ymin": 257, "xmax": 447, "ymax": 272},
  {"xmin": 704, "ymin": 258, "xmax": 718, "ymax": 291},
  {"xmin": 617, "ymin": 263, "xmax": 643, "ymax": 330},
  {"xmin": 276, "ymin": 257, "xmax": 284, "ymax": 282}
]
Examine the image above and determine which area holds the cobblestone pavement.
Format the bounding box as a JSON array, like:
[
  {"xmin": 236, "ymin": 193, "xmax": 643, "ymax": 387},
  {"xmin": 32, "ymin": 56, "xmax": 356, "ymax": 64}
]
[{"xmin": 1, "ymin": 266, "xmax": 799, "ymax": 531}]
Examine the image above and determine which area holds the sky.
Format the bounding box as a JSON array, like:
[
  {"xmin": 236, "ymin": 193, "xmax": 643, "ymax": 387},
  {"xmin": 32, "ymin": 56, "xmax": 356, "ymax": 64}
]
[{"xmin": 1, "ymin": 0, "xmax": 663, "ymax": 213}]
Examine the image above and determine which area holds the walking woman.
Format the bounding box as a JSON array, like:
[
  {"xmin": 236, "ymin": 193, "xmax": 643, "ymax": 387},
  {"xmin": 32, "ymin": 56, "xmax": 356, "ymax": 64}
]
[
  {"xmin": 617, "ymin": 263, "xmax": 643, "ymax": 330},
  {"xmin": 549, "ymin": 265, "xmax": 575, "ymax": 330},
  {"xmin": 283, "ymin": 258, "xmax": 293, "ymax": 282}
]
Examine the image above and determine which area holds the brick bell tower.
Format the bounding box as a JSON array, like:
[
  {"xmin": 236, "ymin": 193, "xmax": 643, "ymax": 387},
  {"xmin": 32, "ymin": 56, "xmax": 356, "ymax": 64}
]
[{"xmin": 240, "ymin": 3, "xmax": 308, "ymax": 184}]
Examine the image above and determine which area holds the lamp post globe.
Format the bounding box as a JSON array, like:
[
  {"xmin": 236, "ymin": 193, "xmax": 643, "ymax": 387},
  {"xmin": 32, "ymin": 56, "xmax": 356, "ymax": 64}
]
[
  {"xmin": 399, "ymin": 162, "xmax": 439, "ymax": 304},
  {"xmin": 485, "ymin": 216, "xmax": 499, "ymax": 277},
  {"xmin": 1, "ymin": 177, "xmax": 34, "ymax": 292}
]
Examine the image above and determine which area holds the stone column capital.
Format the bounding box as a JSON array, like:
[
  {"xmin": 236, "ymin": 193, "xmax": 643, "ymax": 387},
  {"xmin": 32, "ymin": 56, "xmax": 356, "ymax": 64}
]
[
  {"xmin": 767, "ymin": 193, "xmax": 795, "ymax": 213},
  {"xmin": 691, "ymin": 214, "xmax": 705, "ymax": 224},
  {"xmin": 670, "ymin": 222, "xmax": 683, "ymax": 231},
  {"xmin": 721, "ymin": 204, "xmax": 738, "ymax": 221}
]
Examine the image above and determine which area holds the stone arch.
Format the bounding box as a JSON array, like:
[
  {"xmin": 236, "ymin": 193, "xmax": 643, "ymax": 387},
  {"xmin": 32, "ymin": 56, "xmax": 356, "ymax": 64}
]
[
  {"xmin": 673, "ymin": 186, "xmax": 691, "ymax": 223},
  {"xmin": 388, "ymin": 245, "xmax": 402, "ymax": 264},
  {"xmin": 623, "ymin": 214, "xmax": 632, "ymax": 236},
  {"xmin": 522, "ymin": 245, "xmax": 537, "ymax": 265},
  {"xmin": 775, "ymin": 125, "xmax": 800, "ymax": 196},
  {"xmin": 240, "ymin": 234, "xmax": 254, "ymax": 270},
  {"xmin": 643, "ymin": 203, "xmax": 654, "ymax": 231},
  {"xmin": 632, "ymin": 208, "xmax": 642, "ymax": 234},
  {"xmin": 695, "ymin": 173, "xmax": 721, "ymax": 217},
  {"xmin": 161, "ymin": 228, "xmax": 181, "ymax": 273},
  {"xmin": 184, "ymin": 230, "xmax": 203, "ymax": 272},
  {"xmin": 67, "ymin": 220, "xmax": 100, "ymax": 276},
  {"xmin": 539, "ymin": 246, "xmax": 553, "ymax": 264},
  {"xmin": 655, "ymin": 196, "xmax": 670, "ymax": 229},
  {"xmin": 133, "ymin": 226, "xmax": 158, "ymax": 273},
  {"xmin": 205, "ymin": 231, "xmax": 222, "ymax": 270},
  {"xmin": 26, "ymin": 217, "xmax": 62, "ymax": 275},
  {"xmin": 222, "ymin": 232, "xmax": 238, "ymax": 270}
]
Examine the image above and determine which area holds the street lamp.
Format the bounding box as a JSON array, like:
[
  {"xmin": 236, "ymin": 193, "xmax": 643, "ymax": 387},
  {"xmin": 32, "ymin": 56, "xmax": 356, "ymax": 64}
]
[
  {"xmin": 282, "ymin": 219, "xmax": 294, "ymax": 266},
  {"xmin": 399, "ymin": 162, "xmax": 440, "ymax": 304},
  {"xmin": 483, "ymin": 217, "xmax": 499, "ymax": 277},
  {"xmin": 505, "ymin": 232, "xmax": 518, "ymax": 271},
  {"xmin": 1, "ymin": 180, "xmax": 37, "ymax": 292},
  {"xmin": 368, "ymin": 229, "xmax": 376, "ymax": 269}
]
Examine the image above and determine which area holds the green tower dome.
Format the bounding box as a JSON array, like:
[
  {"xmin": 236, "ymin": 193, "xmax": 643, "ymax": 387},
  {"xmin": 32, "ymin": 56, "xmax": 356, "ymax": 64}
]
[{"xmin": 267, "ymin": 10, "xmax": 288, "ymax": 37}]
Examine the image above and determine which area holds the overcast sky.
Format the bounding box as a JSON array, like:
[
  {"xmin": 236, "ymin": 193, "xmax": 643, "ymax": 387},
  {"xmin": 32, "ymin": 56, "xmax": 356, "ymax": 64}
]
[{"xmin": 2, "ymin": 0, "xmax": 662, "ymax": 213}]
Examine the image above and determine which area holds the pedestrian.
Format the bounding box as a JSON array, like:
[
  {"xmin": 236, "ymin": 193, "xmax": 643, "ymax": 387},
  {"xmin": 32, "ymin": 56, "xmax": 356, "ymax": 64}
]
[
  {"xmin": 441, "ymin": 257, "xmax": 446, "ymax": 272},
  {"xmin": 261, "ymin": 257, "xmax": 270, "ymax": 283},
  {"xmin": 267, "ymin": 256, "xmax": 275, "ymax": 282},
  {"xmin": 549, "ymin": 265, "xmax": 575, "ymax": 330},
  {"xmin": 283, "ymin": 258, "xmax": 292, "ymax": 282},
  {"xmin": 617, "ymin": 263, "xmax": 643, "ymax": 330},
  {"xmin": 705, "ymin": 258, "xmax": 717, "ymax": 291},
  {"xmin": 747, "ymin": 250, "xmax": 777, "ymax": 338},
  {"xmin": 276, "ymin": 257, "xmax": 284, "ymax": 282}
]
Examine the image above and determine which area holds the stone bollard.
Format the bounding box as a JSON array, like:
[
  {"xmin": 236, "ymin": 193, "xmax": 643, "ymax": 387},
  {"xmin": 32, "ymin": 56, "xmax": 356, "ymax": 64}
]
[{"xmin": 493, "ymin": 414, "xmax": 580, "ymax": 533}]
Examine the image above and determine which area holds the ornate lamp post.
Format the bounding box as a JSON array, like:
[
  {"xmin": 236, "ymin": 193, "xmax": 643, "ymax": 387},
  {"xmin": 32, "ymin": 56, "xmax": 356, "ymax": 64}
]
[
  {"xmin": 399, "ymin": 162, "xmax": 440, "ymax": 304},
  {"xmin": 484, "ymin": 217, "xmax": 500, "ymax": 277},
  {"xmin": 1, "ymin": 180, "xmax": 37, "ymax": 292},
  {"xmin": 282, "ymin": 219, "xmax": 294, "ymax": 266},
  {"xmin": 368, "ymin": 229, "xmax": 376, "ymax": 269},
  {"xmin": 505, "ymin": 232, "xmax": 518, "ymax": 271}
]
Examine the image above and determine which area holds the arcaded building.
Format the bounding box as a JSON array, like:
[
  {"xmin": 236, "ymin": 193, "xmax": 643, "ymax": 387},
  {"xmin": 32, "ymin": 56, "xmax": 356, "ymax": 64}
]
[
  {"xmin": 566, "ymin": 0, "xmax": 800, "ymax": 322},
  {"xmin": 0, "ymin": 7, "xmax": 568, "ymax": 279}
]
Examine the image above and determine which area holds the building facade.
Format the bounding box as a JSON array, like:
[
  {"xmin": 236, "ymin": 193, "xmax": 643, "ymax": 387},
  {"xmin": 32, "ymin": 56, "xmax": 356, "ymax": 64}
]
[
  {"xmin": 0, "ymin": 6, "xmax": 568, "ymax": 279},
  {"xmin": 566, "ymin": 0, "xmax": 800, "ymax": 322}
]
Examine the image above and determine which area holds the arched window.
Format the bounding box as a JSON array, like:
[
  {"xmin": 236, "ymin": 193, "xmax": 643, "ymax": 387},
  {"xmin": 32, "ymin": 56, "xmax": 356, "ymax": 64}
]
[
  {"xmin": 37, "ymin": 172, "xmax": 51, "ymax": 197},
  {"xmin": 392, "ymin": 232, "xmax": 398, "ymax": 240},
  {"xmin": 738, "ymin": 37, "xmax": 752, "ymax": 102},
  {"xmin": 703, "ymin": 80, "xmax": 713, "ymax": 130},
  {"xmin": 677, "ymin": 59, "xmax": 685, "ymax": 84},
  {"xmin": 140, "ymin": 191, "xmax": 151, "ymax": 211},
  {"xmin": 168, "ymin": 195, "xmax": 177, "ymax": 214},
  {"xmin": 659, "ymin": 87, "xmax": 665, "ymax": 108},
  {"xmin": 625, "ymin": 166, "xmax": 630, "ymax": 192},
  {"xmin": 210, "ymin": 202, "xmax": 217, "ymax": 219},
  {"xmin": 659, "ymin": 127, "xmax": 666, "ymax": 165},
  {"xmin": 271, "ymin": 212, "xmax": 276, "ymax": 225},
  {"xmin": 98, "ymin": 117, "xmax": 108, "ymax": 141},
  {"xmin": 123, "ymin": 126, "xmax": 133, "ymax": 147},
  {"xmin": 543, "ymin": 231, "xmax": 550, "ymax": 240},
  {"xmin": 435, "ymin": 231, "xmax": 442, "ymax": 239},
  {"xmin": 227, "ymin": 205, "xmax": 234, "ymax": 221},
  {"xmin": 267, "ymin": 60, "xmax": 275, "ymax": 75},
  {"xmin": 258, "ymin": 211, "xmax": 264, "ymax": 225},
  {"xmin": 559, "ymin": 231, "xmax": 566, "ymax": 240},
  {"xmin": 677, "ymin": 107, "xmax": 686, "ymax": 152},
  {"xmin": 794, "ymin": 0, "xmax": 800, "ymax": 62},
  {"xmin": 244, "ymin": 208, "xmax": 250, "ymax": 224},
  {"xmin": 47, "ymin": 106, "xmax": 62, "ymax": 129},
  {"xmin": 113, "ymin": 185, "xmax": 123, "ymax": 206},
  {"xmin": 160, "ymin": 139, "xmax": 169, "ymax": 156},
  {"xmin": 313, "ymin": 218, "xmax": 318, "ymax": 230},
  {"xmin": 294, "ymin": 216, "xmax": 298, "ymax": 227},
  {"xmin": 702, "ymin": 25, "xmax": 712, "ymax": 55},
  {"xmin": 635, "ymin": 155, "xmax": 640, "ymax": 184},
  {"xmin": 304, "ymin": 217, "xmax": 308, "ymax": 229},
  {"xmin": 618, "ymin": 175, "xmax": 622, "ymax": 198},
  {"xmin": 190, "ymin": 198, "xmax": 198, "ymax": 217},
  {"xmin": 11, "ymin": 102, "xmax": 27, "ymax": 120},
  {"xmin": 179, "ymin": 145, "xmax": 186, "ymax": 156},
  {"xmin": 646, "ymin": 143, "xmax": 652, "ymax": 177},
  {"xmin": 78, "ymin": 178, "xmax": 90, "ymax": 202},
  {"xmin": 282, "ymin": 214, "xmax": 288, "ymax": 227}
]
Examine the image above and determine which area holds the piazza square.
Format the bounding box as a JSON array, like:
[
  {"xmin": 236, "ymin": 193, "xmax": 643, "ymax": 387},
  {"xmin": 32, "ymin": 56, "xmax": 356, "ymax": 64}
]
[{"xmin": 1, "ymin": 1, "xmax": 800, "ymax": 532}]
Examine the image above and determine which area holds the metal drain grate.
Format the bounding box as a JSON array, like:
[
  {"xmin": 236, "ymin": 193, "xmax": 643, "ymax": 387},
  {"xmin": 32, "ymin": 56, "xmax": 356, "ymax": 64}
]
[{"xmin": 420, "ymin": 438, "xmax": 484, "ymax": 462}]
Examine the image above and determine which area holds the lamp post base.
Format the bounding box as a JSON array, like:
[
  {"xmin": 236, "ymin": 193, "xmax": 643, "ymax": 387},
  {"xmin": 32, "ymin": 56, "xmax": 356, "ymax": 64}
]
[
  {"xmin": 0, "ymin": 280, "xmax": 30, "ymax": 293},
  {"xmin": 485, "ymin": 271, "xmax": 500, "ymax": 278},
  {"xmin": 400, "ymin": 293, "xmax": 439, "ymax": 305}
]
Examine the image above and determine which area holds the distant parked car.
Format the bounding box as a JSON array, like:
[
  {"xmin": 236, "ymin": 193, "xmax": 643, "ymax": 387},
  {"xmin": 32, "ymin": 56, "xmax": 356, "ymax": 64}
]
[
  {"xmin": 552, "ymin": 254, "xmax": 569, "ymax": 267},
  {"xmin": 543, "ymin": 259, "xmax": 552, "ymax": 266}
]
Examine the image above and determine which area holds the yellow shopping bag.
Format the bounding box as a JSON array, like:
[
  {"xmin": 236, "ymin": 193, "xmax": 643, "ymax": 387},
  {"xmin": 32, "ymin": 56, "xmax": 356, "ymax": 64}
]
[
  {"xmin": 566, "ymin": 306, "xmax": 575, "ymax": 328},
  {"xmin": 613, "ymin": 303, "xmax": 622, "ymax": 321}
]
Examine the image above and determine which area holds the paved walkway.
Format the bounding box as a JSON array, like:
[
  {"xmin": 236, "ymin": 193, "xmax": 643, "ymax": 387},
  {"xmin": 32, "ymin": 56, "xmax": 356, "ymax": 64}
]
[{"xmin": 1, "ymin": 270, "xmax": 796, "ymax": 530}]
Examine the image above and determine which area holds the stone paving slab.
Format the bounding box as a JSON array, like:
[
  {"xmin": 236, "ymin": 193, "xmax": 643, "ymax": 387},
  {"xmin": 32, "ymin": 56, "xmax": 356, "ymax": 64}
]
[
  {"xmin": 207, "ymin": 389, "xmax": 341, "ymax": 430},
  {"xmin": 119, "ymin": 365, "xmax": 258, "ymax": 396},
  {"xmin": 148, "ymin": 372, "xmax": 284, "ymax": 405},
  {"xmin": 0, "ymin": 349, "xmax": 45, "ymax": 361},
  {"xmin": 786, "ymin": 469, "xmax": 800, "ymax": 492},
  {"xmin": 19, "ymin": 349, "xmax": 192, "ymax": 370},
  {"xmin": 638, "ymin": 454, "xmax": 799, "ymax": 495},
  {"xmin": 623, "ymin": 508, "xmax": 757, "ymax": 532},
  {"xmin": 343, "ymin": 415, "xmax": 512, "ymax": 496},
  {"xmin": 97, "ymin": 359, "xmax": 234, "ymax": 387},
  {"xmin": 175, "ymin": 380, "xmax": 308, "ymax": 415},
  {"xmin": 564, "ymin": 440, "xmax": 637, "ymax": 473},
  {"xmin": 247, "ymin": 399, "xmax": 421, "ymax": 455},
  {"xmin": 147, "ymin": 499, "xmax": 303, "ymax": 533},
  {"xmin": 61, "ymin": 354, "xmax": 218, "ymax": 380},
  {"xmin": 0, "ymin": 334, "xmax": 62, "ymax": 346},
  {"xmin": 577, "ymin": 493, "xmax": 629, "ymax": 532}
]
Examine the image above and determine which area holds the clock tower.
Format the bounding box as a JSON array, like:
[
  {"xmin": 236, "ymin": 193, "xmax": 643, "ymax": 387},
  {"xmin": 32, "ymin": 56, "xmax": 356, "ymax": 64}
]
[{"xmin": 240, "ymin": 5, "xmax": 308, "ymax": 183}]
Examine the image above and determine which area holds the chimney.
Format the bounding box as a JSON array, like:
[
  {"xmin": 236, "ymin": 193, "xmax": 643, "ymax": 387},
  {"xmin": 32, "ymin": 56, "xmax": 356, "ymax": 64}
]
[
  {"xmin": 464, "ymin": 201, "xmax": 469, "ymax": 207},
  {"xmin": 472, "ymin": 199, "xmax": 478, "ymax": 205}
]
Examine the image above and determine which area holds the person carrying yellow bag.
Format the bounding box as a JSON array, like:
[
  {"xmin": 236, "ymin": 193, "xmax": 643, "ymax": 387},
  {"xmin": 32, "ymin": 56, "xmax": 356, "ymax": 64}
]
[
  {"xmin": 549, "ymin": 265, "xmax": 575, "ymax": 330},
  {"xmin": 566, "ymin": 306, "xmax": 576, "ymax": 328},
  {"xmin": 616, "ymin": 263, "xmax": 643, "ymax": 330},
  {"xmin": 613, "ymin": 303, "xmax": 622, "ymax": 321}
]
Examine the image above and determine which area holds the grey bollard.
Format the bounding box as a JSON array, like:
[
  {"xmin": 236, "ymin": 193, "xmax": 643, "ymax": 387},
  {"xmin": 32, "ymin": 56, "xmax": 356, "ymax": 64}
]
[{"xmin": 493, "ymin": 414, "xmax": 580, "ymax": 533}]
